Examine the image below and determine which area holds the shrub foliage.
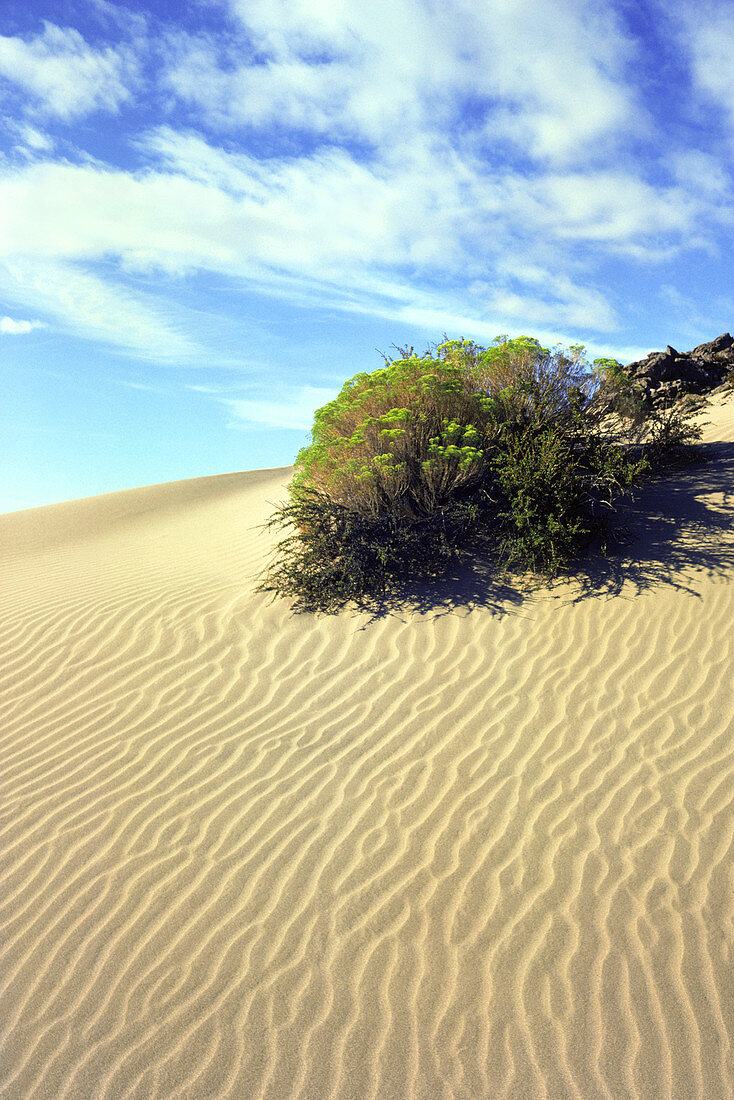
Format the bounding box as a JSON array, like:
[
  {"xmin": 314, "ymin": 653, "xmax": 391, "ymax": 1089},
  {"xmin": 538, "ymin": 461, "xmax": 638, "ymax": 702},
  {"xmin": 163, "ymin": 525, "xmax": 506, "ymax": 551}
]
[{"xmin": 261, "ymin": 336, "xmax": 700, "ymax": 611}]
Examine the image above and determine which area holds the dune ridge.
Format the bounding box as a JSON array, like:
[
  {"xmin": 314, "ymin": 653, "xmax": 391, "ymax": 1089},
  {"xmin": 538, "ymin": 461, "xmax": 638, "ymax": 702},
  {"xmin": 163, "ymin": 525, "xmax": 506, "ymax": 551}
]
[{"xmin": 1, "ymin": 404, "xmax": 733, "ymax": 1098}]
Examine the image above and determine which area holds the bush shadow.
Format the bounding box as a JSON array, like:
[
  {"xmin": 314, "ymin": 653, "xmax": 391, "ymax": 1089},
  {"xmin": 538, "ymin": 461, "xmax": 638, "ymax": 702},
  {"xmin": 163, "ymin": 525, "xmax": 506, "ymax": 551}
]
[
  {"xmin": 351, "ymin": 555, "xmax": 529, "ymax": 623},
  {"xmin": 353, "ymin": 442, "xmax": 734, "ymax": 622},
  {"xmin": 565, "ymin": 441, "xmax": 734, "ymax": 603}
]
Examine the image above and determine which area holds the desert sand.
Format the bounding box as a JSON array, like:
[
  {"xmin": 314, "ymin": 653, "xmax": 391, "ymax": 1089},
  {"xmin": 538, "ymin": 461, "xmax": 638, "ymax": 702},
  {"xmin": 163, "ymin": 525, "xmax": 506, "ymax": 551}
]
[{"xmin": 1, "ymin": 396, "xmax": 733, "ymax": 1099}]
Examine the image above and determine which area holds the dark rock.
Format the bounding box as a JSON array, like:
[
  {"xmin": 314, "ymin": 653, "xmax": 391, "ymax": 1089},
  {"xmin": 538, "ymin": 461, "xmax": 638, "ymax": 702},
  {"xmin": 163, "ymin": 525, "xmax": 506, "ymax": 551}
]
[
  {"xmin": 624, "ymin": 332, "xmax": 734, "ymax": 407},
  {"xmin": 689, "ymin": 333, "xmax": 734, "ymax": 361}
]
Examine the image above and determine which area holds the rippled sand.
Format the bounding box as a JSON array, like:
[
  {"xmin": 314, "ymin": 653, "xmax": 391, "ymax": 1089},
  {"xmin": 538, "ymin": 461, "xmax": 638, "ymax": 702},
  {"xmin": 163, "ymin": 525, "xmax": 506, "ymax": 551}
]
[{"xmin": 2, "ymin": 399, "xmax": 733, "ymax": 1099}]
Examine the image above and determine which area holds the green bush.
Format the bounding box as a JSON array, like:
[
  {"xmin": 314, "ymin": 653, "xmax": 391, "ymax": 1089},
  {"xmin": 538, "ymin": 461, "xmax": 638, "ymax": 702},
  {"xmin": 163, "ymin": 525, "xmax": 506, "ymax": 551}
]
[
  {"xmin": 261, "ymin": 489, "xmax": 481, "ymax": 611},
  {"xmin": 643, "ymin": 404, "xmax": 704, "ymax": 468},
  {"xmin": 260, "ymin": 336, "xmax": 699, "ymax": 611},
  {"xmin": 492, "ymin": 427, "xmax": 647, "ymax": 573},
  {"xmin": 290, "ymin": 343, "xmax": 493, "ymax": 520},
  {"xmin": 289, "ymin": 336, "xmax": 615, "ymax": 519}
]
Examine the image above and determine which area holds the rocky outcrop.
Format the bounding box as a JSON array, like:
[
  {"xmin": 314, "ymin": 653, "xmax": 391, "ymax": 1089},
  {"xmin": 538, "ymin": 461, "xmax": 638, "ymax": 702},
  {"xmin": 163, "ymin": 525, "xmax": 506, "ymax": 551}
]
[{"xmin": 624, "ymin": 333, "xmax": 734, "ymax": 407}]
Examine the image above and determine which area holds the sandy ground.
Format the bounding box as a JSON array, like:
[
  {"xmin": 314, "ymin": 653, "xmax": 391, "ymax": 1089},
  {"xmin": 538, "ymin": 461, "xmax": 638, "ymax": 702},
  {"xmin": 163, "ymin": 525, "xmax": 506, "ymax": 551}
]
[{"xmin": 1, "ymin": 397, "xmax": 733, "ymax": 1099}]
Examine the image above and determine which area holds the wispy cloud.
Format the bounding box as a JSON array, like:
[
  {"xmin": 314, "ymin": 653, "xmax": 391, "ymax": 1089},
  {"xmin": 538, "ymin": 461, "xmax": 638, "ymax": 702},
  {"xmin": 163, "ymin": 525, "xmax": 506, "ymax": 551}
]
[
  {"xmin": 176, "ymin": 0, "xmax": 640, "ymax": 163},
  {"xmin": 4, "ymin": 121, "xmax": 56, "ymax": 154},
  {"xmin": 221, "ymin": 386, "xmax": 337, "ymax": 430},
  {"xmin": 116, "ymin": 379, "xmax": 165, "ymax": 392},
  {"xmin": 0, "ymin": 315, "xmax": 43, "ymax": 334},
  {"xmin": 0, "ymin": 22, "xmax": 137, "ymax": 121},
  {"xmin": 3, "ymin": 122, "xmax": 727, "ymax": 358},
  {"xmin": 0, "ymin": 0, "xmax": 732, "ymax": 370},
  {"xmin": 0, "ymin": 260, "xmax": 198, "ymax": 360},
  {"xmin": 678, "ymin": 5, "xmax": 734, "ymax": 133}
]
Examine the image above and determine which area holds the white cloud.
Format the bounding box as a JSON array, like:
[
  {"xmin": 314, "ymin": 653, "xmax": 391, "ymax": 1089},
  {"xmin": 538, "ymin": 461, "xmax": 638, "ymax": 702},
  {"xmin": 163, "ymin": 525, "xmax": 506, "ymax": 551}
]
[
  {"xmin": 668, "ymin": 150, "xmax": 730, "ymax": 196},
  {"xmin": 485, "ymin": 278, "xmax": 618, "ymax": 332},
  {"xmin": 0, "ymin": 315, "xmax": 43, "ymax": 334},
  {"xmin": 226, "ymin": 0, "xmax": 358, "ymax": 57},
  {"xmin": 222, "ymin": 385, "xmax": 337, "ymax": 430},
  {"xmin": 0, "ymin": 160, "xmax": 248, "ymax": 273},
  {"xmin": 10, "ymin": 122, "xmax": 56, "ymax": 153},
  {"xmin": 1, "ymin": 1, "xmax": 731, "ymax": 366},
  {"xmin": 0, "ymin": 145, "xmax": 456, "ymax": 276},
  {"xmin": 164, "ymin": 40, "xmax": 362, "ymax": 137},
  {"xmin": 0, "ymin": 22, "xmax": 136, "ymax": 120},
  {"xmin": 681, "ymin": 7, "xmax": 734, "ymax": 126},
  {"xmin": 117, "ymin": 379, "xmax": 165, "ymax": 392},
  {"xmin": 4, "ymin": 130, "xmax": 706, "ymax": 278},
  {"xmin": 1, "ymin": 124, "xmax": 729, "ymax": 360},
  {"xmin": 0, "ymin": 260, "xmax": 198, "ymax": 360},
  {"xmin": 336, "ymin": 288, "xmax": 613, "ymax": 352},
  {"xmin": 529, "ymin": 171, "xmax": 701, "ymax": 245},
  {"xmin": 166, "ymin": 0, "xmax": 640, "ymax": 163}
]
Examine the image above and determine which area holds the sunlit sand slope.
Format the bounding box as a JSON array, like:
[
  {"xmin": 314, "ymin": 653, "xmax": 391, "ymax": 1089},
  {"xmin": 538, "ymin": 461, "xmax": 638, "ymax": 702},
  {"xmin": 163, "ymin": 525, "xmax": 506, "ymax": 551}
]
[{"xmin": 1, "ymin": 402, "xmax": 733, "ymax": 1099}]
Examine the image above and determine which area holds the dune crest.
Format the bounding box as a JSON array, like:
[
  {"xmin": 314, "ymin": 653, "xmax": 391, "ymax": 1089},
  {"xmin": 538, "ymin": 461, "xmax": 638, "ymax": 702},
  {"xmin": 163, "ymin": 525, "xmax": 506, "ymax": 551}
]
[{"xmin": 1, "ymin": 400, "xmax": 733, "ymax": 1098}]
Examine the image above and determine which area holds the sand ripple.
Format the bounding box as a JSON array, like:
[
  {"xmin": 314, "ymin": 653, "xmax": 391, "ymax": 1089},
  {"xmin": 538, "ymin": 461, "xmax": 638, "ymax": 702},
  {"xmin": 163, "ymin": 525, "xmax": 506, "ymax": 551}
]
[{"xmin": 2, "ymin": 430, "xmax": 734, "ymax": 1098}]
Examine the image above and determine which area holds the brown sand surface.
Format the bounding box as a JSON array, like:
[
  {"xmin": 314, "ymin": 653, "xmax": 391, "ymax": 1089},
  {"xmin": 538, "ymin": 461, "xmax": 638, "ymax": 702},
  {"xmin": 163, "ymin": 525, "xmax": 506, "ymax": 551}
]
[{"xmin": 2, "ymin": 400, "xmax": 733, "ymax": 1099}]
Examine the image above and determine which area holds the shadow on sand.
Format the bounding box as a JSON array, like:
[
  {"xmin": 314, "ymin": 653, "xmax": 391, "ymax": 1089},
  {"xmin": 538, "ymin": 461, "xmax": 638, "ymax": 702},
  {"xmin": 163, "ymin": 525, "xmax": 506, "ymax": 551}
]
[
  {"xmin": 349, "ymin": 442, "xmax": 734, "ymax": 623},
  {"xmin": 568, "ymin": 441, "xmax": 734, "ymax": 604}
]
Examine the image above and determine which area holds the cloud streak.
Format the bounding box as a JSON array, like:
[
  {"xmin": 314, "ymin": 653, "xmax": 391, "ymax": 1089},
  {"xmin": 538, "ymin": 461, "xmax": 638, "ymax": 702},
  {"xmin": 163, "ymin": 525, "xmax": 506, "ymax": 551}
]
[
  {"xmin": 0, "ymin": 22, "xmax": 137, "ymax": 120},
  {"xmin": 0, "ymin": 0, "xmax": 732, "ymax": 367},
  {"xmin": 222, "ymin": 386, "xmax": 338, "ymax": 431},
  {"xmin": 192, "ymin": 0, "xmax": 640, "ymax": 162},
  {"xmin": 0, "ymin": 315, "xmax": 43, "ymax": 334},
  {"xmin": 0, "ymin": 260, "xmax": 198, "ymax": 359}
]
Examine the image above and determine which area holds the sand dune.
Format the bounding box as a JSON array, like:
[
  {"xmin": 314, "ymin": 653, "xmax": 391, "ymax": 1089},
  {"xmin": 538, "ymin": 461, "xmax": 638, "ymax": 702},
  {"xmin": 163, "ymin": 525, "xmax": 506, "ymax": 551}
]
[{"xmin": 2, "ymin": 400, "xmax": 733, "ymax": 1099}]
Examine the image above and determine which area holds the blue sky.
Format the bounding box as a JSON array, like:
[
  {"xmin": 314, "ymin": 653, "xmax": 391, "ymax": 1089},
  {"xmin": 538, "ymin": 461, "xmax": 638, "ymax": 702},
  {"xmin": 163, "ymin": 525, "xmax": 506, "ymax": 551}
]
[{"xmin": 2, "ymin": 0, "xmax": 734, "ymax": 511}]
